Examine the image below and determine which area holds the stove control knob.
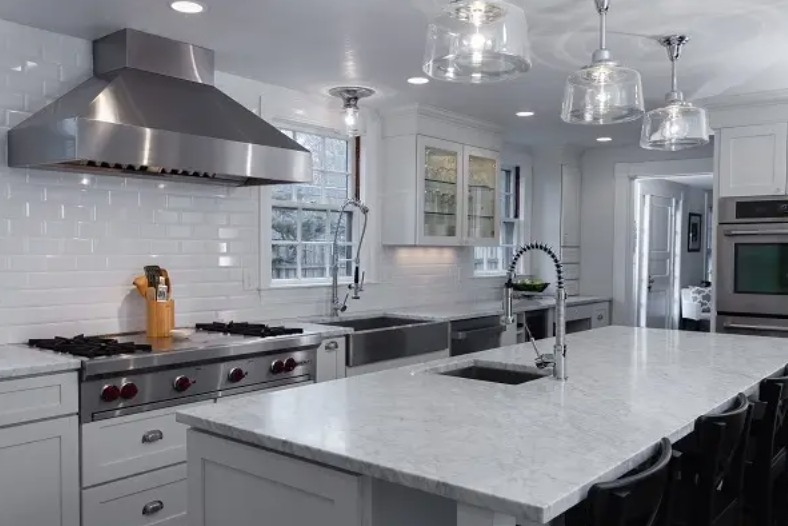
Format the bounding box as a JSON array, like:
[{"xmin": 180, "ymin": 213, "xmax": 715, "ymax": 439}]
[
  {"xmin": 172, "ymin": 375, "xmax": 192, "ymax": 393},
  {"xmin": 284, "ymin": 358, "xmax": 297, "ymax": 372},
  {"xmin": 119, "ymin": 382, "xmax": 138, "ymax": 400},
  {"xmin": 101, "ymin": 384, "xmax": 120, "ymax": 402},
  {"xmin": 270, "ymin": 360, "xmax": 285, "ymax": 375},
  {"xmin": 227, "ymin": 367, "xmax": 246, "ymax": 383}
]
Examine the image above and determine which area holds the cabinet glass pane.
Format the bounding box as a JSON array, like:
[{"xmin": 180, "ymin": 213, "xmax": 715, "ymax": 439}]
[
  {"xmin": 467, "ymin": 155, "xmax": 497, "ymax": 239},
  {"xmin": 423, "ymin": 146, "xmax": 458, "ymax": 238}
]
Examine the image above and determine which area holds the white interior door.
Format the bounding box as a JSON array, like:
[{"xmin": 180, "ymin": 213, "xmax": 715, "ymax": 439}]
[{"xmin": 636, "ymin": 182, "xmax": 681, "ymax": 329}]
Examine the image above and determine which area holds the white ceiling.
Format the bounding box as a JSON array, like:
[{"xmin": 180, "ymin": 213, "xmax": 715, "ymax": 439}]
[
  {"xmin": 3, "ymin": 0, "xmax": 788, "ymax": 148},
  {"xmin": 661, "ymin": 173, "xmax": 714, "ymax": 190}
]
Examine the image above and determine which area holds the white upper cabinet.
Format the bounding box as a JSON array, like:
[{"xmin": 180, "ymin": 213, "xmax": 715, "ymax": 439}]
[
  {"xmin": 719, "ymin": 123, "xmax": 788, "ymax": 197},
  {"xmin": 560, "ymin": 164, "xmax": 581, "ymax": 247},
  {"xmin": 381, "ymin": 105, "xmax": 502, "ymax": 247}
]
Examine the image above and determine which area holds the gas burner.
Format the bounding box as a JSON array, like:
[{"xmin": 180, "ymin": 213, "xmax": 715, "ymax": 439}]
[
  {"xmin": 195, "ymin": 322, "xmax": 304, "ymax": 338},
  {"xmin": 28, "ymin": 335, "xmax": 153, "ymax": 358}
]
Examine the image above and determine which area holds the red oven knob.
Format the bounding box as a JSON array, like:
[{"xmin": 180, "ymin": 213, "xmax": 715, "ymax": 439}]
[
  {"xmin": 100, "ymin": 384, "xmax": 120, "ymax": 402},
  {"xmin": 172, "ymin": 375, "xmax": 192, "ymax": 393},
  {"xmin": 270, "ymin": 360, "xmax": 285, "ymax": 375},
  {"xmin": 284, "ymin": 358, "xmax": 297, "ymax": 372},
  {"xmin": 227, "ymin": 367, "xmax": 246, "ymax": 383},
  {"xmin": 119, "ymin": 382, "xmax": 138, "ymax": 400}
]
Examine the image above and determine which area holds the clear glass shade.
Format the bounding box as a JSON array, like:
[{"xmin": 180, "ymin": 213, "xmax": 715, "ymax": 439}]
[
  {"xmin": 423, "ymin": 0, "xmax": 532, "ymax": 83},
  {"xmin": 561, "ymin": 62, "xmax": 644, "ymax": 124},
  {"xmin": 640, "ymin": 101, "xmax": 709, "ymax": 151},
  {"xmin": 342, "ymin": 106, "xmax": 364, "ymax": 137}
]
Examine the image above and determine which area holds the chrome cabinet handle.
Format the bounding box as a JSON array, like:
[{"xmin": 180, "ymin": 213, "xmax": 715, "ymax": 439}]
[
  {"xmin": 724, "ymin": 323, "xmax": 788, "ymax": 333},
  {"xmin": 597, "ymin": 314, "xmax": 604, "ymax": 320},
  {"xmin": 141, "ymin": 430, "xmax": 164, "ymax": 444},
  {"xmin": 723, "ymin": 229, "xmax": 788, "ymax": 236},
  {"xmin": 325, "ymin": 341, "xmax": 339, "ymax": 351},
  {"xmin": 142, "ymin": 500, "xmax": 164, "ymax": 516}
]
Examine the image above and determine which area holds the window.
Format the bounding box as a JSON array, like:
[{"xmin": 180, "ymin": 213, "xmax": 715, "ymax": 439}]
[
  {"xmin": 271, "ymin": 129, "xmax": 354, "ymax": 283},
  {"xmin": 474, "ymin": 167, "xmax": 519, "ymax": 275}
]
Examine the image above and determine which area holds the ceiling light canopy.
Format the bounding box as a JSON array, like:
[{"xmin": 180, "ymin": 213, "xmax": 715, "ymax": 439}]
[
  {"xmin": 640, "ymin": 35, "xmax": 709, "ymax": 151},
  {"xmin": 170, "ymin": 1, "xmax": 205, "ymax": 14},
  {"xmin": 561, "ymin": 0, "xmax": 643, "ymax": 125},
  {"xmin": 329, "ymin": 87, "xmax": 375, "ymax": 137},
  {"xmin": 423, "ymin": 0, "xmax": 532, "ymax": 84}
]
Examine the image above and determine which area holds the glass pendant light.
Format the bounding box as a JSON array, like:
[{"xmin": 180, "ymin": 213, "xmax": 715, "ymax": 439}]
[
  {"xmin": 561, "ymin": 0, "xmax": 644, "ymax": 125},
  {"xmin": 423, "ymin": 0, "xmax": 532, "ymax": 83},
  {"xmin": 640, "ymin": 35, "xmax": 709, "ymax": 151},
  {"xmin": 328, "ymin": 87, "xmax": 375, "ymax": 137}
]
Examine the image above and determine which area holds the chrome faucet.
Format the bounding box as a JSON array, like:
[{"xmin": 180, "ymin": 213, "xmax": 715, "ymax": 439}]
[
  {"xmin": 502, "ymin": 242, "xmax": 567, "ymax": 381},
  {"xmin": 331, "ymin": 199, "xmax": 370, "ymax": 317}
]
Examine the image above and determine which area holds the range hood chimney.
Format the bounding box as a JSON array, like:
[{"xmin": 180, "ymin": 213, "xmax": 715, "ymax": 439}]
[{"xmin": 7, "ymin": 29, "xmax": 313, "ymax": 187}]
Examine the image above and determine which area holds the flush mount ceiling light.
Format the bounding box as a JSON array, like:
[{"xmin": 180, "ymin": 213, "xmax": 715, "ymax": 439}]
[
  {"xmin": 170, "ymin": 0, "xmax": 205, "ymax": 13},
  {"xmin": 561, "ymin": 0, "xmax": 643, "ymax": 125},
  {"xmin": 640, "ymin": 35, "xmax": 709, "ymax": 151},
  {"xmin": 407, "ymin": 77, "xmax": 430, "ymax": 85},
  {"xmin": 328, "ymin": 87, "xmax": 375, "ymax": 137},
  {"xmin": 423, "ymin": 0, "xmax": 532, "ymax": 84},
  {"xmin": 515, "ymin": 111, "xmax": 535, "ymax": 117}
]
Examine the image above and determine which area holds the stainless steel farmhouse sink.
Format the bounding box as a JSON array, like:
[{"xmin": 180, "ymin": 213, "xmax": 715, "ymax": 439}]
[
  {"xmin": 328, "ymin": 316, "xmax": 449, "ymax": 368},
  {"xmin": 438, "ymin": 364, "xmax": 548, "ymax": 385}
]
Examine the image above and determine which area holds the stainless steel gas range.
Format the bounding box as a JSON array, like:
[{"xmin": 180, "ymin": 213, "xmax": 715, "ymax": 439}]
[{"xmin": 29, "ymin": 322, "xmax": 321, "ymax": 423}]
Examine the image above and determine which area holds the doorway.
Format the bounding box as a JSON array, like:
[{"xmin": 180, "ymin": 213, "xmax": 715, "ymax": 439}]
[{"xmin": 634, "ymin": 180, "xmax": 683, "ymax": 329}]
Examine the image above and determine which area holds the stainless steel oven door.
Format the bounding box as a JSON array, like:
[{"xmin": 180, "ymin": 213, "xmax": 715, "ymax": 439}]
[
  {"xmin": 717, "ymin": 221, "xmax": 788, "ymax": 316},
  {"xmin": 718, "ymin": 314, "xmax": 788, "ymax": 338}
]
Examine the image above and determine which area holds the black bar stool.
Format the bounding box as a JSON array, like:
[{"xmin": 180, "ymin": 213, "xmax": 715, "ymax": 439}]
[
  {"xmin": 745, "ymin": 371, "xmax": 788, "ymax": 526},
  {"xmin": 672, "ymin": 393, "xmax": 753, "ymax": 526},
  {"xmin": 565, "ymin": 437, "xmax": 680, "ymax": 526}
]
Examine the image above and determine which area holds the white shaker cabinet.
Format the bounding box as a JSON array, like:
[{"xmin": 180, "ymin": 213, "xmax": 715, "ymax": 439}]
[
  {"xmin": 463, "ymin": 145, "xmax": 501, "ymax": 246},
  {"xmin": 560, "ymin": 165, "xmax": 582, "ymax": 247},
  {"xmin": 0, "ymin": 415, "xmax": 80, "ymax": 526},
  {"xmin": 719, "ymin": 123, "xmax": 788, "ymax": 197}
]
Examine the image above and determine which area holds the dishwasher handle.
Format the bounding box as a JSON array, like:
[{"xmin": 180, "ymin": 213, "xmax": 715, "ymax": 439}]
[{"xmin": 452, "ymin": 325, "xmax": 505, "ymax": 341}]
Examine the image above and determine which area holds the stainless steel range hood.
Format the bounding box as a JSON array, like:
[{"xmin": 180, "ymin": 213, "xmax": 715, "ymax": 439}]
[{"xmin": 8, "ymin": 29, "xmax": 313, "ymax": 187}]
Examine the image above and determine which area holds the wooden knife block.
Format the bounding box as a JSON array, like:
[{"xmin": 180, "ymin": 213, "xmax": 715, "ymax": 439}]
[{"xmin": 145, "ymin": 289, "xmax": 175, "ymax": 338}]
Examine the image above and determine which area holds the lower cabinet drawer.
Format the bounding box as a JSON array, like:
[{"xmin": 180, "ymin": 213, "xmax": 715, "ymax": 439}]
[
  {"xmin": 82, "ymin": 464, "xmax": 187, "ymax": 526},
  {"xmin": 82, "ymin": 401, "xmax": 212, "ymax": 487}
]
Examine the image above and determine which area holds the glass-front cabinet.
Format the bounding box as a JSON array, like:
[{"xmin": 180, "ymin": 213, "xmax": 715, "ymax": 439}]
[
  {"xmin": 416, "ymin": 137, "xmax": 500, "ymax": 246},
  {"xmin": 417, "ymin": 136, "xmax": 463, "ymax": 245},
  {"xmin": 464, "ymin": 146, "xmax": 500, "ymax": 245}
]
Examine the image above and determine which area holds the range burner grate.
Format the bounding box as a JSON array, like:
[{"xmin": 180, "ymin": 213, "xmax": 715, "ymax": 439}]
[
  {"xmin": 28, "ymin": 335, "xmax": 153, "ymax": 358},
  {"xmin": 195, "ymin": 321, "xmax": 304, "ymax": 338}
]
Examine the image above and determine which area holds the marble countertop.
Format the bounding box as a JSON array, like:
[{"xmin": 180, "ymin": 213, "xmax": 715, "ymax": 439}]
[
  {"xmin": 0, "ymin": 344, "xmax": 81, "ymax": 380},
  {"xmin": 177, "ymin": 326, "xmax": 788, "ymax": 522}
]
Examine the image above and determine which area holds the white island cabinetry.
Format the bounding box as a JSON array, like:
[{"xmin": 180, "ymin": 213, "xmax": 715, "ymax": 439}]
[{"xmin": 0, "ymin": 372, "xmax": 80, "ymax": 526}]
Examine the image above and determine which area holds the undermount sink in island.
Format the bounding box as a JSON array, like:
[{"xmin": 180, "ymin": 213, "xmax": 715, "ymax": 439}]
[{"xmin": 177, "ymin": 326, "xmax": 788, "ymax": 526}]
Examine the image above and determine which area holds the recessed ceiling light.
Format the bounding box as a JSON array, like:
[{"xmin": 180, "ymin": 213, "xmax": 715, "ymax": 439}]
[
  {"xmin": 596, "ymin": 137, "xmax": 613, "ymax": 142},
  {"xmin": 407, "ymin": 77, "xmax": 429, "ymax": 85},
  {"xmin": 170, "ymin": 1, "xmax": 205, "ymax": 14},
  {"xmin": 516, "ymin": 111, "xmax": 535, "ymax": 117}
]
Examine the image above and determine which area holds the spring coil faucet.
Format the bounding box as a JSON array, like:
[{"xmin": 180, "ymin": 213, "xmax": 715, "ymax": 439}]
[{"xmin": 502, "ymin": 242, "xmax": 568, "ymax": 381}]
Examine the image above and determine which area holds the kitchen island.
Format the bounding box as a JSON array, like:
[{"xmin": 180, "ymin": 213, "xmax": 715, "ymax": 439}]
[{"xmin": 177, "ymin": 326, "xmax": 788, "ymax": 526}]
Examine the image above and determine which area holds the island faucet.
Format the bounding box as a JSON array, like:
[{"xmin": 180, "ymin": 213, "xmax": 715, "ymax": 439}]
[
  {"xmin": 502, "ymin": 242, "xmax": 567, "ymax": 381},
  {"xmin": 331, "ymin": 199, "xmax": 370, "ymax": 317}
]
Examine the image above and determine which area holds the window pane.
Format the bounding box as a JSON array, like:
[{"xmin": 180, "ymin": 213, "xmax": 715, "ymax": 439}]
[
  {"xmin": 301, "ymin": 209, "xmax": 328, "ymax": 242},
  {"xmin": 474, "ymin": 247, "xmax": 485, "ymax": 270},
  {"xmin": 502, "ymin": 222, "xmax": 515, "ymax": 245},
  {"xmin": 272, "ymin": 208, "xmax": 298, "ymax": 241},
  {"xmin": 272, "ymin": 244, "xmax": 297, "ymax": 279},
  {"xmin": 486, "ymin": 247, "xmax": 500, "ymax": 269},
  {"xmin": 333, "ymin": 244, "xmax": 354, "ymax": 278},
  {"xmin": 330, "ymin": 211, "xmax": 353, "ymax": 243},
  {"xmin": 295, "ymin": 132, "xmax": 324, "ymax": 169},
  {"xmin": 302, "ymin": 244, "xmax": 327, "ymax": 278},
  {"xmin": 502, "ymin": 169, "xmax": 512, "ymax": 191},
  {"xmin": 325, "ymin": 172, "xmax": 349, "ymax": 188},
  {"xmin": 271, "ymin": 186, "xmax": 294, "ymax": 202},
  {"xmin": 325, "ymin": 138, "xmax": 348, "ymax": 172},
  {"xmin": 297, "ymin": 185, "xmax": 322, "ymax": 204},
  {"xmin": 326, "ymin": 187, "xmax": 350, "ymax": 206}
]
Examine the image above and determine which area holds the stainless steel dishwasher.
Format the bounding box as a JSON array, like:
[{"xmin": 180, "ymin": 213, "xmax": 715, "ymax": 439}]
[{"xmin": 450, "ymin": 316, "xmax": 506, "ymax": 356}]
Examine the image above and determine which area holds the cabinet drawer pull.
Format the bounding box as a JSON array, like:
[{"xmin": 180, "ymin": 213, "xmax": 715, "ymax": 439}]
[
  {"xmin": 597, "ymin": 314, "xmax": 604, "ymax": 320},
  {"xmin": 142, "ymin": 430, "xmax": 164, "ymax": 444},
  {"xmin": 325, "ymin": 341, "xmax": 339, "ymax": 351},
  {"xmin": 142, "ymin": 500, "xmax": 164, "ymax": 516}
]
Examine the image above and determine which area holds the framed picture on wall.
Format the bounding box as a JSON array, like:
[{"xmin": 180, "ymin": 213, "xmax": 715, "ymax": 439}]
[{"xmin": 688, "ymin": 213, "xmax": 702, "ymax": 252}]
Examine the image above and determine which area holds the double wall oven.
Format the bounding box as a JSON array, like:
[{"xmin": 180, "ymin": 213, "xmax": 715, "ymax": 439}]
[{"xmin": 717, "ymin": 196, "xmax": 788, "ymax": 336}]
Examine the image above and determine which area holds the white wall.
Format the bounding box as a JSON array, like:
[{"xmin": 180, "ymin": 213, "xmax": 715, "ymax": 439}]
[
  {"xmin": 0, "ymin": 18, "xmax": 507, "ymax": 343},
  {"xmin": 579, "ymin": 144, "xmax": 715, "ymax": 299}
]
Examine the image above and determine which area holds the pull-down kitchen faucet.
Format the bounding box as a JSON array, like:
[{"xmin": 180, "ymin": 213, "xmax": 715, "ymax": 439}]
[
  {"xmin": 331, "ymin": 199, "xmax": 369, "ymax": 317},
  {"xmin": 502, "ymin": 242, "xmax": 567, "ymax": 381}
]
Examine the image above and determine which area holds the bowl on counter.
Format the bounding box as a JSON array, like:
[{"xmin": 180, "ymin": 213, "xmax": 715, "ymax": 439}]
[{"xmin": 512, "ymin": 282, "xmax": 550, "ymax": 293}]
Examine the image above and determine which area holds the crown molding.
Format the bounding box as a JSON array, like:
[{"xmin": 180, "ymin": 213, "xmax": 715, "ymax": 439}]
[{"xmin": 381, "ymin": 103, "xmax": 502, "ymax": 135}]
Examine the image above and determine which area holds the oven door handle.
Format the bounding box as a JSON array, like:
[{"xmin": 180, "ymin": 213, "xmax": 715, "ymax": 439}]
[
  {"xmin": 724, "ymin": 322, "xmax": 788, "ymax": 333},
  {"xmin": 723, "ymin": 229, "xmax": 788, "ymax": 236}
]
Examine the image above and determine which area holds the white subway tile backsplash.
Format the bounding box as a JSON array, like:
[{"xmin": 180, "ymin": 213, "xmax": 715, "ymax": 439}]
[
  {"xmin": 26, "ymin": 238, "xmax": 62, "ymax": 255},
  {"xmin": 166, "ymin": 225, "xmax": 193, "ymax": 238},
  {"xmin": 154, "ymin": 209, "xmax": 179, "ymax": 224}
]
